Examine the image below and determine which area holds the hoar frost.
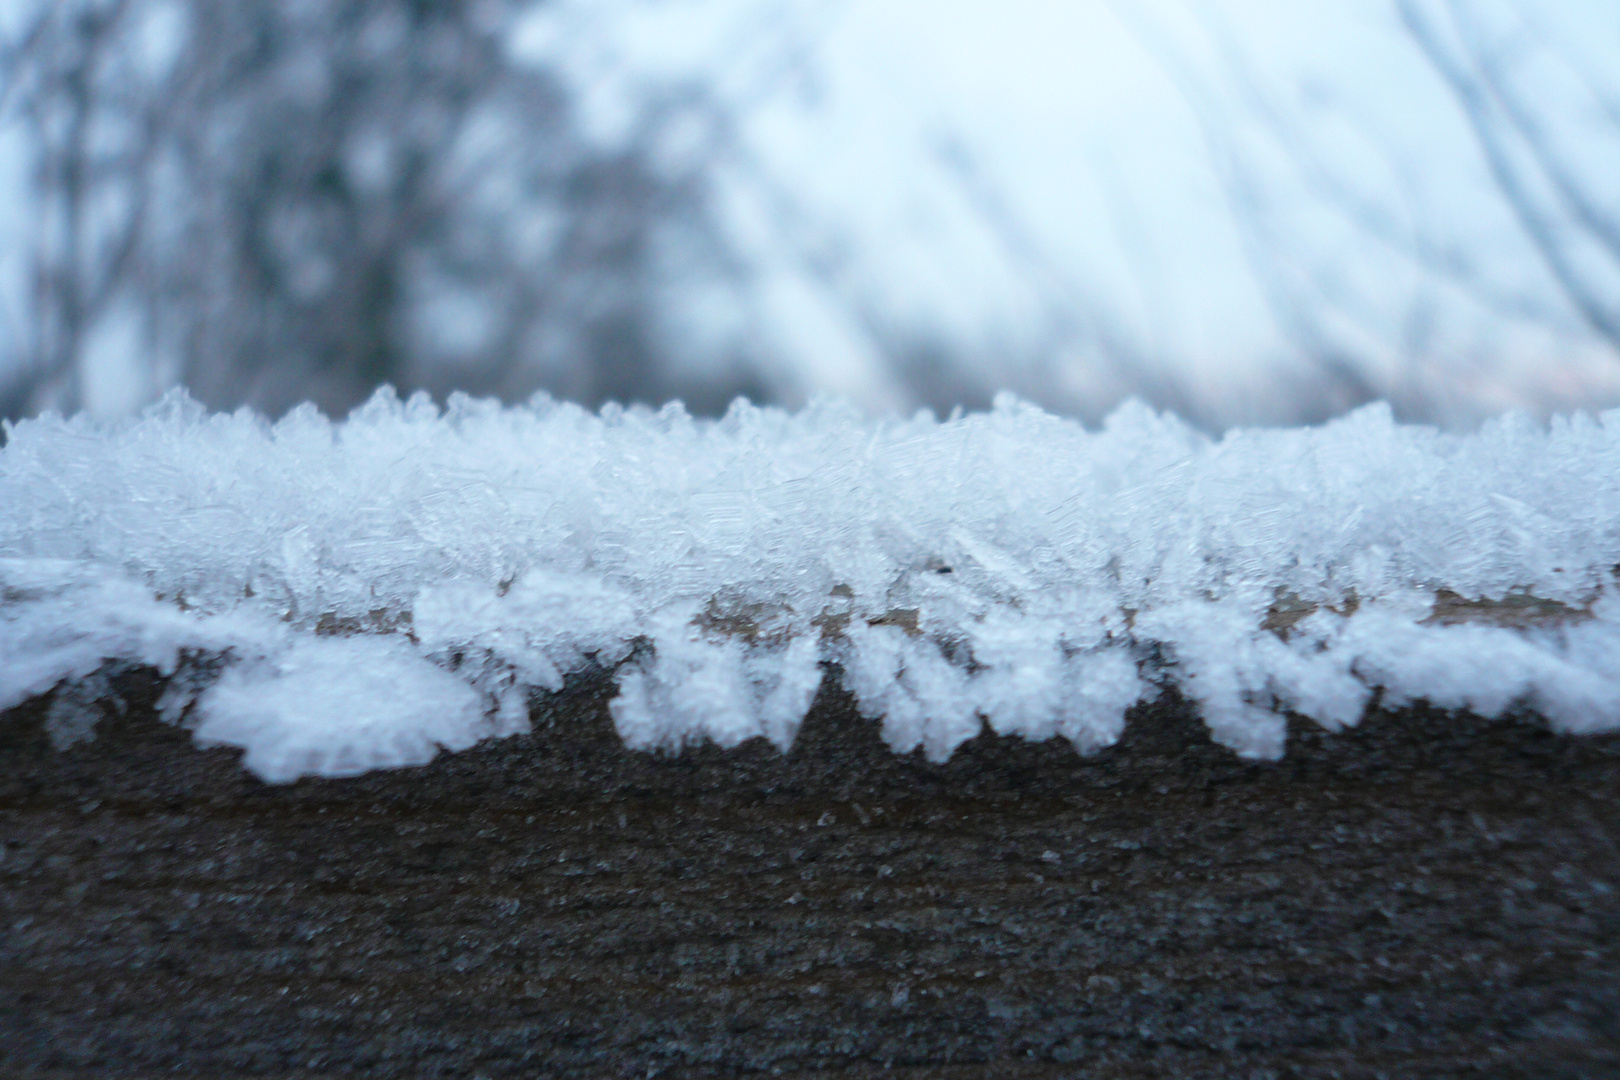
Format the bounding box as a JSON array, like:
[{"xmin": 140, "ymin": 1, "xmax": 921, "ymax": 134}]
[{"xmin": 3, "ymin": 388, "xmax": 1619, "ymax": 781}]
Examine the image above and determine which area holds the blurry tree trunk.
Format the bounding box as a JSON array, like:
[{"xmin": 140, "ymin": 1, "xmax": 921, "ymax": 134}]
[{"xmin": 3, "ymin": 0, "xmax": 150, "ymax": 414}]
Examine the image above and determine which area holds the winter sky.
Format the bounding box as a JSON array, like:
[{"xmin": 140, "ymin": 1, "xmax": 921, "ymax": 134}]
[
  {"xmin": 5, "ymin": 0, "xmax": 1620, "ymax": 425},
  {"xmin": 514, "ymin": 0, "xmax": 1620, "ymax": 425}
]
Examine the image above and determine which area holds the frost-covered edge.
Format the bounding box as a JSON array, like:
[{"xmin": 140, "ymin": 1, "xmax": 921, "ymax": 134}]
[{"xmin": 4, "ymin": 388, "xmax": 1619, "ymax": 781}]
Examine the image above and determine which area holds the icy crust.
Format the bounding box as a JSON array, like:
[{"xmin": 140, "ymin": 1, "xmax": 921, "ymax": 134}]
[{"xmin": 4, "ymin": 389, "xmax": 1620, "ymax": 782}]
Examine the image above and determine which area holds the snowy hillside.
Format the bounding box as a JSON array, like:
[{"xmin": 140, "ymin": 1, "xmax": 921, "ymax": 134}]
[{"xmin": 4, "ymin": 388, "xmax": 1619, "ymax": 781}]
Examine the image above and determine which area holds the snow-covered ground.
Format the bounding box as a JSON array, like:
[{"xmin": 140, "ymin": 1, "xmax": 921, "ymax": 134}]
[{"xmin": 4, "ymin": 389, "xmax": 1619, "ymax": 781}]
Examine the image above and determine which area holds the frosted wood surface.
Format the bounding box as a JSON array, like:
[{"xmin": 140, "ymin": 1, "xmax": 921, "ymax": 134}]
[{"xmin": 3, "ymin": 388, "xmax": 1617, "ymax": 780}]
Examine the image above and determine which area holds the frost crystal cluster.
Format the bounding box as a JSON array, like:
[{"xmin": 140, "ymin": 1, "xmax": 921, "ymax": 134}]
[{"xmin": 3, "ymin": 389, "xmax": 1618, "ymax": 781}]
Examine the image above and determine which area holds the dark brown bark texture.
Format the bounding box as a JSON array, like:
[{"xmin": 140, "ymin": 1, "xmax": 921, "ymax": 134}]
[{"xmin": 2, "ymin": 667, "xmax": 1618, "ymax": 1078}]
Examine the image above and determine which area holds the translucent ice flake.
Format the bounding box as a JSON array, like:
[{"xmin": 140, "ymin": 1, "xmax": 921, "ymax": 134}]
[
  {"xmin": 194, "ymin": 635, "xmax": 495, "ymax": 783},
  {"xmin": 610, "ymin": 609, "xmax": 823, "ymax": 752},
  {"xmin": 963, "ymin": 610, "xmax": 1145, "ymax": 753},
  {"xmin": 412, "ymin": 572, "xmax": 641, "ymax": 692},
  {"xmin": 3, "ymin": 387, "xmax": 1620, "ymax": 780},
  {"xmin": 0, "ymin": 557, "xmax": 270, "ymax": 714}
]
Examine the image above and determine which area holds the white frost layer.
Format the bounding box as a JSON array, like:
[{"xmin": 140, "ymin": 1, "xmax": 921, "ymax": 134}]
[{"xmin": 3, "ymin": 389, "xmax": 1619, "ymax": 781}]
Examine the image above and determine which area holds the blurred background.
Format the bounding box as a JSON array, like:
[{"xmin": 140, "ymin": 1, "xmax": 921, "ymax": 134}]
[{"xmin": 1, "ymin": 0, "xmax": 1618, "ymax": 430}]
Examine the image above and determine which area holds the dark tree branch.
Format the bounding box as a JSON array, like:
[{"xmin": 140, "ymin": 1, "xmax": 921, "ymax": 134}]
[{"xmin": 1397, "ymin": 0, "xmax": 1620, "ymax": 350}]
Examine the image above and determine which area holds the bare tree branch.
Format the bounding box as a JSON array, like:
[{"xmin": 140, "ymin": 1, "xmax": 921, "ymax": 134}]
[{"xmin": 1397, "ymin": 0, "xmax": 1620, "ymax": 350}]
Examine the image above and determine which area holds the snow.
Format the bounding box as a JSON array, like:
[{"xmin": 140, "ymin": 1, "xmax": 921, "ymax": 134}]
[{"xmin": 4, "ymin": 387, "xmax": 1620, "ymax": 781}]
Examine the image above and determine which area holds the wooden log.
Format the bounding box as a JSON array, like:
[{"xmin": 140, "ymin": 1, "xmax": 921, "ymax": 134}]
[{"xmin": 2, "ymin": 668, "xmax": 1617, "ymax": 1078}]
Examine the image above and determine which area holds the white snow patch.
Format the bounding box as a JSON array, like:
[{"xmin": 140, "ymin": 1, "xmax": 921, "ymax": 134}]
[{"xmin": 3, "ymin": 387, "xmax": 1619, "ymax": 781}]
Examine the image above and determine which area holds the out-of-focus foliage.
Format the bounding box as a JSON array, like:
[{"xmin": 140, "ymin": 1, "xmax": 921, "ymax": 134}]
[
  {"xmin": 1395, "ymin": 0, "xmax": 1620, "ymax": 354},
  {"xmin": 4, "ymin": 0, "xmax": 1620, "ymax": 428},
  {"xmin": 1136, "ymin": 0, "xmax": 1620, "ymax": 424},
  {"xmin": 0, "ymin": 0, "xmax": 766, "ymax": 418}
]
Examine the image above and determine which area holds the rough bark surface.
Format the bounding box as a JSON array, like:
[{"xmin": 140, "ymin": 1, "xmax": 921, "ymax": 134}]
[{"xmin": 2, "ymin": 669, "xmax": 1618, "ymax": 1078}]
